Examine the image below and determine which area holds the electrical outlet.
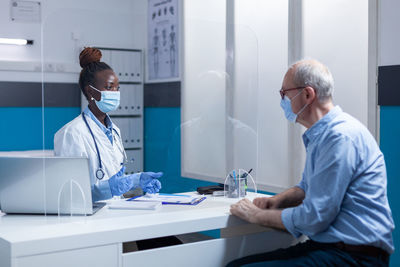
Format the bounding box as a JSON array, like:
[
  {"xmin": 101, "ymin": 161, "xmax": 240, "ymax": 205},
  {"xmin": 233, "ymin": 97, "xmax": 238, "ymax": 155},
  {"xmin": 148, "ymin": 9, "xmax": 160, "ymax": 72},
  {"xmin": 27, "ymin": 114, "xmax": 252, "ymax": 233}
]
[
  {"xmin": 44, "ymin": 63, "xmax": 55, "ymax": 72},
  {"xmin": 56, "ymin": 63, "xmax": 65, "ymax": 72}
]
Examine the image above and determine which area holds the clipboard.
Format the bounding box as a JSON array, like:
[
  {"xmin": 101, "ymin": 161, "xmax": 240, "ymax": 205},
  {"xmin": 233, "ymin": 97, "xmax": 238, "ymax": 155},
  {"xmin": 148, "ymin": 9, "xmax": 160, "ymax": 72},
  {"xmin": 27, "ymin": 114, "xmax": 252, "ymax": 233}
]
[
  {"xmin": 162, "ymin": 196, "xmax": 206, "ymax": 205},
  {"xmin": 127, "ymin": 193, "xmax": 207, "ymax": 206}
]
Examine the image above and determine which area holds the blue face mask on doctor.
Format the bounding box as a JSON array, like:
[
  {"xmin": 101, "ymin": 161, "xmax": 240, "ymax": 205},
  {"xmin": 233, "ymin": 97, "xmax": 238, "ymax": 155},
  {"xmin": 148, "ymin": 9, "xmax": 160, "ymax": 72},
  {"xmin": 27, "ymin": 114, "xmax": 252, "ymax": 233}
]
[
  {"xmin": 280, "ymin": 88, "xmax": 308, "ymax": 123},
  {"xmin": 89, "ymin": 84, "xmax": 120, "ymax": 113}
]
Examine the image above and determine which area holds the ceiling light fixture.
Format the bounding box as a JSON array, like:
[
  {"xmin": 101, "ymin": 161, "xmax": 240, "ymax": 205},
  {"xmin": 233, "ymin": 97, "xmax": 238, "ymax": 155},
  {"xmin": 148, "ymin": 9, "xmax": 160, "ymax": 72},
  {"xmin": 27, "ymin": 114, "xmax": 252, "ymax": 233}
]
[{"xmin": 0, "ymin": 38, "xmax": 34, "ymax": 45}]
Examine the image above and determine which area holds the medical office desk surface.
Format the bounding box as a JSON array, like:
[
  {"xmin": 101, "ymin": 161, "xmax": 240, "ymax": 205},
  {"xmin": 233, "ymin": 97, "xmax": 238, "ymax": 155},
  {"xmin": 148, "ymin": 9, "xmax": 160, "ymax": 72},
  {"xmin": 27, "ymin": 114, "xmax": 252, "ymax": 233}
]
[{"xmin": 0, "ymin": 192, "xmax": 300, "ymax": 267}]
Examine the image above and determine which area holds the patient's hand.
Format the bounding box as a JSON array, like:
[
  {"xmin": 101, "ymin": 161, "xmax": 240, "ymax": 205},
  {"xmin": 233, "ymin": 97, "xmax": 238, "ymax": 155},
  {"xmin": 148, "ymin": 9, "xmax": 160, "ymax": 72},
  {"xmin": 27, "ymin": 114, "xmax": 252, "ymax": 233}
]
[
  {"xmin": 230, "ymin": 198, "xmax": 261, "ymax": 224},
  {"xmin": 253, "ymin": 197, "xmax": 279, "ymax": 209}
]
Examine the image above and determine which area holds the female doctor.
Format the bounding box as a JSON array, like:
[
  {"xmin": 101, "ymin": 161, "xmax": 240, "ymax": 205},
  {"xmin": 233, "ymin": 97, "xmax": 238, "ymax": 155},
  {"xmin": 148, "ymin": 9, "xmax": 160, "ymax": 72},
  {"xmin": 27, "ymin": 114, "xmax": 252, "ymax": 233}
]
[{"xmin": 54, "ymin": 47, "xmax": 162, "ymax": 202}]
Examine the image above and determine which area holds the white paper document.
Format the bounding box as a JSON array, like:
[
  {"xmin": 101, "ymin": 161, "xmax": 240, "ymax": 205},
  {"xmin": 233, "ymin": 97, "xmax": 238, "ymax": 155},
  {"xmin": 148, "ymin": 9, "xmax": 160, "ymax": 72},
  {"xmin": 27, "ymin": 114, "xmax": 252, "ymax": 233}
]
[{"xmin": 108, "ymin": 200, "xmax": 162, "ymax": 210}]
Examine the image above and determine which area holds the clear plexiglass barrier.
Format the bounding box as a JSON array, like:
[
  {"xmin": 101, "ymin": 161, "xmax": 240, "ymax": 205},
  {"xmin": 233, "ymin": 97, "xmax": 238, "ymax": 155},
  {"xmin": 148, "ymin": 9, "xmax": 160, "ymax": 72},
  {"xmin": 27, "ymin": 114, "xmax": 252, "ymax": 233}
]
[
  {"xmin": 0, "ymin": 1, "xmax": 371, "ymax": 219},
  {"xmin": 39, "ymin": 7, "xmax": 141, "ymax": 216},
  {"xmin": 181, "ymin": 18, "xmax": 260, "ymax": 192},
  {"xmin": 181, "ymin": 0, "xmax": 297, "ymax": 194},
  {"xmin": 0, "ymin": 5, "xmax": 143, "ymax": 218}
]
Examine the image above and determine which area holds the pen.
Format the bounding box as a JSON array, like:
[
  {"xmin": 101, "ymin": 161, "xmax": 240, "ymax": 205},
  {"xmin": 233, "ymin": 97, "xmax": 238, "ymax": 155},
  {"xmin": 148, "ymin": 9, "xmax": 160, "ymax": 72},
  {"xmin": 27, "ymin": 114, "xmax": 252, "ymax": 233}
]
[
  {"xmin": 246, "ymin": 169, "xmax": 252, "ymax": 188},
  {"xmin": 240, "ymin": 168, "xmax": 253, "ymax": 178},
  {"xmin": 233, "ymin": 170, "xmax": 236, "ymax": 183},
  {"xmin": 240, "ymin": 168, "xmax": 253, "ymax": 190}
]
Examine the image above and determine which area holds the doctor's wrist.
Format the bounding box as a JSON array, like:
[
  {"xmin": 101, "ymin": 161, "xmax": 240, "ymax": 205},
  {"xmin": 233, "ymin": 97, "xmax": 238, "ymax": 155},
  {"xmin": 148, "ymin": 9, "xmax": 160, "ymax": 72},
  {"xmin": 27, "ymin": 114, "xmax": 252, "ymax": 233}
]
[
  {"xmin": 108, "ymin": 176, "xmax": 120, "ymax": 196},
  {"xmin": 129, "ymin": 173, "xmax": 142, "ymax": 189}
]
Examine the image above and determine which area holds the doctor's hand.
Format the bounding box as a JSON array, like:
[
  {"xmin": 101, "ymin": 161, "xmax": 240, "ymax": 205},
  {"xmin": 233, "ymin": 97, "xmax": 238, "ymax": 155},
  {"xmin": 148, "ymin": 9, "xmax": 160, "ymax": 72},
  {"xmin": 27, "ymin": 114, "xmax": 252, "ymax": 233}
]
[
  {"xmin": 108, "ymin": 166, "xmax": 137, "ymax": 197},
  {"xmin": 139, "ymin": 172, "xmax": 163, "ymax": 194}
]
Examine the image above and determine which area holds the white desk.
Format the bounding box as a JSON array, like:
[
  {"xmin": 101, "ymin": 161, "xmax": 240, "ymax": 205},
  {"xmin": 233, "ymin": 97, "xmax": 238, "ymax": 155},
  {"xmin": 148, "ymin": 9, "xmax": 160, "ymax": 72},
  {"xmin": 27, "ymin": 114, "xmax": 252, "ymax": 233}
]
[{"xmin": 0, "ymin": 193, "xmax": 300, "ymax": 267}]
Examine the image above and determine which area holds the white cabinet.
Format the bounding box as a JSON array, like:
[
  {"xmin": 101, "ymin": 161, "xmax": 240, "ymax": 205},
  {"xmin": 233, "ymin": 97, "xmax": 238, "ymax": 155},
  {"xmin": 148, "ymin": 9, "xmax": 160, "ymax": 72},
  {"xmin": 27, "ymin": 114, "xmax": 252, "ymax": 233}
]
[
  {"xmin": 112, "ymin": 117, "xmax": 143, "ymax": 149},
  {"xmin": 129, "ymin": 117, "xmax": 143, "ymax": 147},
  {"xmin": 125, "ymin": 149, "xmax": 143, "ymax": 174},
  {"xmin": 110, "ymin": 84, "xmax": 143, "ymax": 116},
  {"xmin": 111, "ymin": 50, "xmax": 142, "ymax": 83}
]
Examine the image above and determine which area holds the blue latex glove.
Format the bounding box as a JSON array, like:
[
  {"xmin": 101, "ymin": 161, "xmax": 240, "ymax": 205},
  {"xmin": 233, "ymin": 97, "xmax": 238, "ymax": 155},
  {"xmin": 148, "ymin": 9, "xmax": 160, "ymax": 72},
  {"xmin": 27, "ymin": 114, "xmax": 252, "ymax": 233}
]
[
  {"xmin": 108, "ymin": 168, "xmax": 163, "ymax": 196},
  {"xmin": 108, "ymin": 166, "xmax": 135, "ymax": 197},
  {"xmin": 139, "ymin": 172, "xmax": 163, "ymax": 193}
]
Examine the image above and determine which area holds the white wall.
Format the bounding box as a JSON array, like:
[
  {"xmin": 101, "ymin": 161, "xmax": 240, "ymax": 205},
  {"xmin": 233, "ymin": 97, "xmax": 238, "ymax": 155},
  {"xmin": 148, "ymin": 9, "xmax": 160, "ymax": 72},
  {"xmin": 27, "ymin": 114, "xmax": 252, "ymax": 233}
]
[
  {"xmin": 379, "ymin": 0, "xmax": 400, "ymax": 66},
  {"xmin": 0, "ymin": 0, "xmax": 147, "ymax": 82},
  {"xmin": 303, "ymin": 0, "xmax": 369, "ymax": 127}
]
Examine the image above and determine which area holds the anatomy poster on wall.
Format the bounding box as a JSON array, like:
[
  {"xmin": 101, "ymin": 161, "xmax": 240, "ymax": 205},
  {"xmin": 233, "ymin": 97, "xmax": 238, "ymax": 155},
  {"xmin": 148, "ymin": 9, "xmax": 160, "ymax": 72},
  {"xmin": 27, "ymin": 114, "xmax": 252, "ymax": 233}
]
[{"xmin": 148, "ymin": 0, "xmax": 179, "ymax": 81}]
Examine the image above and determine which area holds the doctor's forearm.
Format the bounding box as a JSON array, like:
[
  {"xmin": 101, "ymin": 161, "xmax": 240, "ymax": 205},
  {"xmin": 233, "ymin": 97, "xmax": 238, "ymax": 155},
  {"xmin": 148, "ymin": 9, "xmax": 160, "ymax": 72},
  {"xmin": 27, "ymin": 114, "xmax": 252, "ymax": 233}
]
[{"xmin": 92, "ymin": 180, "xmax": 113, "ymax": 202}]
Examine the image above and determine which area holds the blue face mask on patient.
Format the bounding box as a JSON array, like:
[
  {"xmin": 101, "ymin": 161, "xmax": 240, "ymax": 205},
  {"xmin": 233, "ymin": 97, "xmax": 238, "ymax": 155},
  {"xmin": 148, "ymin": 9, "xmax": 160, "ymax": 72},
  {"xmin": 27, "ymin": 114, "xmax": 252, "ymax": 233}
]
[
  {"xmin": 89, "ymin": 85, "xmax": 120, "ymax": 113},
  {"xmin": 280, "ymin": 89, "xmax": 308, "ymax": 123}
]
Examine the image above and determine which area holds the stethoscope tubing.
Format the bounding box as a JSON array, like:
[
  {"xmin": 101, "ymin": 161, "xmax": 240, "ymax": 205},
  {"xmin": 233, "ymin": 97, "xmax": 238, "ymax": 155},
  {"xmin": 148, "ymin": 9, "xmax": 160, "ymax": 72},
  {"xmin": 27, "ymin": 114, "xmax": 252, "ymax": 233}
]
[{"xmin": 81, "ymin": 112, "xmax": 126, "ymax": 180}]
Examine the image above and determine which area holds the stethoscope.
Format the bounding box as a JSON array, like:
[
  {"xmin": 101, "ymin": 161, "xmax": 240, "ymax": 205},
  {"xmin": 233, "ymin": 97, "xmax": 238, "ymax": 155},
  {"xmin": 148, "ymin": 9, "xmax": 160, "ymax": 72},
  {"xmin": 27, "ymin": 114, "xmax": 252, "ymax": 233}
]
[{"xmin": 81, "ymin": 112, "xmax": 128, "ymax": 180}]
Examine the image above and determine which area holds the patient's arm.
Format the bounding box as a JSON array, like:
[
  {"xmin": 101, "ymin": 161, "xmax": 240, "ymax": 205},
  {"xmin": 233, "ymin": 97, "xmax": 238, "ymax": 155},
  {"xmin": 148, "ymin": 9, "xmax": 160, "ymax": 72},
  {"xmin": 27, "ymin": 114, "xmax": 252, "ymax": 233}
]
[{"xmin": 253, "ymin": 186, "xmax": 305, "ymax": 210}]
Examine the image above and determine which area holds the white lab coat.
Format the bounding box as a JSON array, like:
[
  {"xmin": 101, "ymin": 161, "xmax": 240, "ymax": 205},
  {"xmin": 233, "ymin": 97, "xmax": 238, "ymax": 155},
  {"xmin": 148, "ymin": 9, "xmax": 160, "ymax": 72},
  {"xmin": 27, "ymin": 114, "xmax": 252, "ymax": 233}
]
[{"xmin": 54, "ymin": 113, "xmax": 124, "ymax": 202}]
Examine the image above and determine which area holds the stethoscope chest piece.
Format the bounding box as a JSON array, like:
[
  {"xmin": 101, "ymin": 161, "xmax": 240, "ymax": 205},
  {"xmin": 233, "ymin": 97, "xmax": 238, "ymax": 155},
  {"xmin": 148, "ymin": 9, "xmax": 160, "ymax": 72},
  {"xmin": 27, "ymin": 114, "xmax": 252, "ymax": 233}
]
[{"xmin": 96, "ymin": 168, "xmax": 105, "ymax": 180}]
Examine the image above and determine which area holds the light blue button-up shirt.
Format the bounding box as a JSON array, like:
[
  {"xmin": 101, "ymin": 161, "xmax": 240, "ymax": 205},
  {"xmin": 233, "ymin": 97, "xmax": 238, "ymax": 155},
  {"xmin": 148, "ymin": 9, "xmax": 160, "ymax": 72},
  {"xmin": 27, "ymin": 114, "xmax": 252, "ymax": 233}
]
[{"xmin": 281, "ymin": 106, "xmax": 394, "ymax": 253}]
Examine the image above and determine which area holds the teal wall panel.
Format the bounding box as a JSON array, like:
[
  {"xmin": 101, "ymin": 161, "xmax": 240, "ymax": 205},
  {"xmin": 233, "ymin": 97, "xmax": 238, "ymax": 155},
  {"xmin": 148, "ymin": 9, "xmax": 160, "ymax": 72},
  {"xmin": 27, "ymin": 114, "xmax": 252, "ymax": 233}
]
[
  {"xmin": 0, "ymin": 107, "xmax": 80, "ymax": 151},
  {"xmin": 144, "ymin": 107, "xmax": 216, "ymax": 193},
  {"xmin": 380, "ymin": 106, "xmax": 400, "ymax": 265}
]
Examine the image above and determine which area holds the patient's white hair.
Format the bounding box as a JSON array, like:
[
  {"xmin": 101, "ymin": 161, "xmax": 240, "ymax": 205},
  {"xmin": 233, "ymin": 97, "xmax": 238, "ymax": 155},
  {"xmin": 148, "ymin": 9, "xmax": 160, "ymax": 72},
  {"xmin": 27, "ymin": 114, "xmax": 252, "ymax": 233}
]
[{"xmin": 290, "ymin": 59, "xmax": 334, "ymax": 103}]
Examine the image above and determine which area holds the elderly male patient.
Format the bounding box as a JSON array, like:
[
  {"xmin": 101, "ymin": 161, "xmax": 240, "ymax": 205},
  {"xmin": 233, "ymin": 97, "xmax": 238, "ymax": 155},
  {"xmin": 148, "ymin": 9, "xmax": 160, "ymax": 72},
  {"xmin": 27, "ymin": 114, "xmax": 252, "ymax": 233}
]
[{"xmin": 228, "ymin": 59, "xmax": 394, "ymax": 267}]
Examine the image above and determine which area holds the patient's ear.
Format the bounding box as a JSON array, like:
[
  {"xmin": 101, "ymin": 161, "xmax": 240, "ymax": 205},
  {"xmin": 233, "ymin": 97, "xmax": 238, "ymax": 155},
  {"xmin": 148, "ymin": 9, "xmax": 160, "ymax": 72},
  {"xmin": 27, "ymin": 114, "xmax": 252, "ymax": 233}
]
[{"xmin": 305, "ymin": 86, "xmax": 316, "ymax": 102}]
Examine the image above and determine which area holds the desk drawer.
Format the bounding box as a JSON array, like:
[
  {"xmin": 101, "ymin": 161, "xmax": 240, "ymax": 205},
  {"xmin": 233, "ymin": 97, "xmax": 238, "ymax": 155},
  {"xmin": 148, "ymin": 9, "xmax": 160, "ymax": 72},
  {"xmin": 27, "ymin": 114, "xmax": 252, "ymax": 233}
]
[
  {"xmin": 16, "ymin": 244, "xmax": 118, "ymax": 267},
  {"xmin": 122, "ymin": 231, "xmax": 297, "ymax": 267},
  {"xmin": 123, "ymin": 238, "xmax": 227, "ymax": 267}
]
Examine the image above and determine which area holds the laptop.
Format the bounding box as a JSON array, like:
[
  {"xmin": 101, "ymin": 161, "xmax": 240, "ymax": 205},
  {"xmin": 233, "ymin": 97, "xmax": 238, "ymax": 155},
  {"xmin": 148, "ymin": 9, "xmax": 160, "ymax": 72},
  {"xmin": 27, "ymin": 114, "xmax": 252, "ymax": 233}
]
[{"xmin": 0, "ymin": 157, "xmax": 105, "ymax": 215}]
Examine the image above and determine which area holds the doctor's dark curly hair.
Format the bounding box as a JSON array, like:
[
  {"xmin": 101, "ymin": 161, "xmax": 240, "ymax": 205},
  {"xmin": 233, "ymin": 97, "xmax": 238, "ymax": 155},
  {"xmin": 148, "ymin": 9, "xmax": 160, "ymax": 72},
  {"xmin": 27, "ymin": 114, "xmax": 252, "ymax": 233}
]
[{"xmin": 78, "ymin": 47, "xmax": 112, "ymax": 99}]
